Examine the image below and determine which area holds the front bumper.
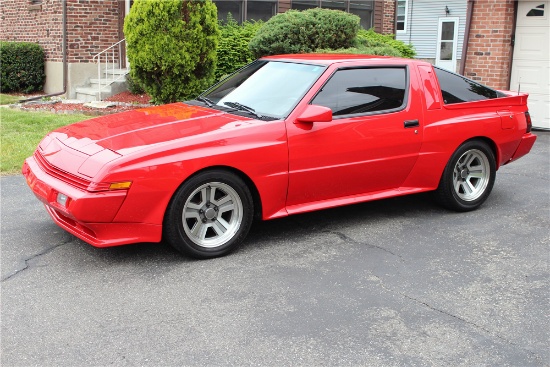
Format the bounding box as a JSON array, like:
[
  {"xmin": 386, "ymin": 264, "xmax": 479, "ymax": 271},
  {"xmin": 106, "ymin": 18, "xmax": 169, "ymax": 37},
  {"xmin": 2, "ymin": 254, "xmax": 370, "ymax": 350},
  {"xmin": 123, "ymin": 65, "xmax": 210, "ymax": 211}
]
[{"xmin": 22, "ymin": 157, "xmax": 162, "ymax": 247}]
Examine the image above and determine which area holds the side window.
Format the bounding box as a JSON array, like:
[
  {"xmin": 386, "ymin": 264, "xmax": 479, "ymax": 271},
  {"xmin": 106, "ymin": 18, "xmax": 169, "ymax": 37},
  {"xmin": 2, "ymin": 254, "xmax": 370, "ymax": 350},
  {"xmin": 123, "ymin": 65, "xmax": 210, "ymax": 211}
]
[
  {"xmin": 311, "ymin": 67, "xmax": 407, "ymax": 116},
  {"xmin": 434, "ymin": 67, "xmax": 503, "ymax": 104}
]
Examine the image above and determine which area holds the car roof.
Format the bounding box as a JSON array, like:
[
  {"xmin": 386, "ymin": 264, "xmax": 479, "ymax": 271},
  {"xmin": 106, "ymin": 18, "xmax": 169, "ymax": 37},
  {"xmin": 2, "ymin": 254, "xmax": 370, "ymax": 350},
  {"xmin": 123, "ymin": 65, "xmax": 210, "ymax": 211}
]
[{"xmin": 261, "ymin": 53, "xmax": 425, "ymax": 67}]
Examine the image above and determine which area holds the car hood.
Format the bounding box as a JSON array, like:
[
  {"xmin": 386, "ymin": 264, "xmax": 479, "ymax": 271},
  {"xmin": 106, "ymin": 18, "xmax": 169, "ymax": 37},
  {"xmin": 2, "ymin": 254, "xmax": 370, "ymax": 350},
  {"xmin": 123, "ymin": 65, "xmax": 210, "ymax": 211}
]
[
  {"xmin": 54, "ymin": 103, "xmax": 252, "ymax": 155},
  {"xmin": 38, "ymin": 103, "xmax": 254, "ymax": 178}
]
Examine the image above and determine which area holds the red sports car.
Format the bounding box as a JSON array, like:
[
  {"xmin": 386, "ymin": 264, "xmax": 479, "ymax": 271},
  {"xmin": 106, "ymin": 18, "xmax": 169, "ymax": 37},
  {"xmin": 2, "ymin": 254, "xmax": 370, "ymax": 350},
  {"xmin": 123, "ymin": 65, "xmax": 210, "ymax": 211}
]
[{"xmin": 22, "ymin": 55, "xmax": 537, "ymax": 258}]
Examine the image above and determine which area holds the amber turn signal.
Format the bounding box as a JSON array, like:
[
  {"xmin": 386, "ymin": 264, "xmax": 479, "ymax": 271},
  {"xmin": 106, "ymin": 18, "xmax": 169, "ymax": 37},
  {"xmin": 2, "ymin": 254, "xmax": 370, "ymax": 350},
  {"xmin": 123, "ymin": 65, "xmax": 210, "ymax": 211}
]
[{"xmin": 109, "ymin": 181, "xmax": 132, "ymax": 190}]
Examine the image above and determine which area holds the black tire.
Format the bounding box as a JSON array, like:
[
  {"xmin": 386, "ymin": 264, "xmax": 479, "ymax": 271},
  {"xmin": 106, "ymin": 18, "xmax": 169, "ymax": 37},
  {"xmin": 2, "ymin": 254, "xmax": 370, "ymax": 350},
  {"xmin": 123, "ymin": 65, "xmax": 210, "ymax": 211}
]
[
  {"xmin": 435, "ymin": 140, "xmax": 496, "ymax": 212},
  {"xmin": 163, "ymin": 170, "xmax": 254, "ymax": 259}
]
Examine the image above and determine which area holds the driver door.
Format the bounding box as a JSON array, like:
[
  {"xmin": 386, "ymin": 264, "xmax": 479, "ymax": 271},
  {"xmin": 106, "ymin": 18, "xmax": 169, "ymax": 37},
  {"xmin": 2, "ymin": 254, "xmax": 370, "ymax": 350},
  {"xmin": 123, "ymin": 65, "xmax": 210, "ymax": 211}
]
[{"xmin": 286, "ymin": 66, "xmax": 423, "ymax": 210}]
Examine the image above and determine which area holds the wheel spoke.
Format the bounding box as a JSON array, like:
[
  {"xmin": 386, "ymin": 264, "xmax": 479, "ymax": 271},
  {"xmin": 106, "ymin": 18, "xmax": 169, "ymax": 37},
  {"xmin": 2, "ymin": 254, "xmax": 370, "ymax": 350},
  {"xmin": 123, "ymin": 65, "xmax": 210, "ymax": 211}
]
[
  {"xmin": 217, "ymin": 217, "xmax": 231, "ymax": 230},
  {"xmin": 219, "ymin": 201, "xmax": 235, "ymax": 214},
  {"xmin": 213, "ymin": 194, "xmax": 231, "ymax": 207},
  {"xmin": 469, "ymin": 170, "xmax": 485, "ymax": 179},
  {"xmin": 191, "ymin": 221, "xmax": 209, "ymax": 240},
  {"xmin": 212, "ymin": 220, "xmax": 227, "ymax": 236},
  {"xmin": 465, "ymin": 180, "xmax": 475, "ymax": 194},
  {"xmin": 465, "ymin": 153, "xmax": 477, "ymax": 168},
  {"xmin": 184, "ymin": 209, "xmax": 200, "ymax": 220},
  {"xmin": 454, "ymin": 179, "xmax": 462, "ymax": 193},
  {"xmin": 209, "ymin": 186, "xmax": 218, "ymax": 203}
]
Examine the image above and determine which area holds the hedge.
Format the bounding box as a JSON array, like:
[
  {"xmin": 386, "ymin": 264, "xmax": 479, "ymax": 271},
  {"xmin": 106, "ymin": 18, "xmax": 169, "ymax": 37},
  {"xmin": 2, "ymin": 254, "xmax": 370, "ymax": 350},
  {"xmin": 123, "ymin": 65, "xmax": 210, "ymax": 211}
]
[
  {"xmin": 355, "ymin": 29, "xmax": 416, "ymax": 58},
  {"xmin": 0, "ymin": 41, "xmax": 46, "ymax": 93},
  {"xmin": 216, "ymin": 15, "xmax": 263, "ymax": 81},
  {"xmin": 249, "ymin": 8, "xmax": 360, "ymax": 58}
]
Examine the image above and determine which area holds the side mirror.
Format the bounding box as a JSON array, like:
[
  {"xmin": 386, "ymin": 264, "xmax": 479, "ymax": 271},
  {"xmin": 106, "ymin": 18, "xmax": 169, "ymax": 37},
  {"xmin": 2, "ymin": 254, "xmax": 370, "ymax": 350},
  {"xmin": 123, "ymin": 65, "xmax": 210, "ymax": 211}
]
[{"xmin": 295, "ymin": 105, "xmax": 332, "ymax": 124}]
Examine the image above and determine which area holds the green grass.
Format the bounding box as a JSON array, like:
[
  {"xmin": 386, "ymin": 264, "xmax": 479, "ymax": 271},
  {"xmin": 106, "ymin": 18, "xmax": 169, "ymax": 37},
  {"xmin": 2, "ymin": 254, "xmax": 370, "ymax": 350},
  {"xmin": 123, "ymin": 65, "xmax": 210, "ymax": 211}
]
[
  {"xmin": 0, "ymin": 108, "xmax": 91, "ymax": 175},
  {"xmin": 0, "ymin": 94, "xmax": 23, "ymax": 105}
]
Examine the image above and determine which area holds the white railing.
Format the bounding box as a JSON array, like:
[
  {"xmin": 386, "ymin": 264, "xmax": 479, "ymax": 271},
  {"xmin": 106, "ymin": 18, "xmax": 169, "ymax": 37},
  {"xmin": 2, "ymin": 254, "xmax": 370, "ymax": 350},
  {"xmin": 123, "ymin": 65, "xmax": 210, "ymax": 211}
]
[{"xmin": 92, "ymin": 38, "xmax": 126, "ymax": 100}]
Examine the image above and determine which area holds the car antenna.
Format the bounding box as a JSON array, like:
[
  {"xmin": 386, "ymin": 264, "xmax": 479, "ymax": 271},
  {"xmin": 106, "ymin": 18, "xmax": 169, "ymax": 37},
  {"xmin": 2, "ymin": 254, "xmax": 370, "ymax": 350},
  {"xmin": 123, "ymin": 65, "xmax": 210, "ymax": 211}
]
[{"xmin": 518, "ymin": 77, "xmax": 521, "ymax": 95}]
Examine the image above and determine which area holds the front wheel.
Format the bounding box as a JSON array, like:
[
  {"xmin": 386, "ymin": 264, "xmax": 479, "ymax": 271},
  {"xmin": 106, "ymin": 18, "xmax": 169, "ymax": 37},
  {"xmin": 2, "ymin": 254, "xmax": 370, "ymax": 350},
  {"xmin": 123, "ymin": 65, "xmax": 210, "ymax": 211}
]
[
  {"xmin": 164, "ymin": 170, "xmax": 254, "ymax": 259},
  {"xmin": 435, "ymin": 140, "xmax": 496, "ymax": 212}
]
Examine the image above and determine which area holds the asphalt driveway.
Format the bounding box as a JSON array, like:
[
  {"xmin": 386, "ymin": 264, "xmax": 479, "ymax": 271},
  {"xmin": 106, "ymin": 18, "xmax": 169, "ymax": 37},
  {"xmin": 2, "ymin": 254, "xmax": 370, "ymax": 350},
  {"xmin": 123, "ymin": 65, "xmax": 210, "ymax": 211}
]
[{"xmin": 1, "ymin": 132, "xmax": 548, "ymax": 366}]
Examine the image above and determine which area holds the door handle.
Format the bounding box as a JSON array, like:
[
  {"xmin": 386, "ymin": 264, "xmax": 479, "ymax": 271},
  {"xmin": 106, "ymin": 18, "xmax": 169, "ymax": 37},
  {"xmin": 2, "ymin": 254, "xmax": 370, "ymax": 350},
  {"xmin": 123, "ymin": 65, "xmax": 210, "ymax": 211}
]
[{"xmin": 404, "ymin": 119, "xmax": 419, "ymax": 128}]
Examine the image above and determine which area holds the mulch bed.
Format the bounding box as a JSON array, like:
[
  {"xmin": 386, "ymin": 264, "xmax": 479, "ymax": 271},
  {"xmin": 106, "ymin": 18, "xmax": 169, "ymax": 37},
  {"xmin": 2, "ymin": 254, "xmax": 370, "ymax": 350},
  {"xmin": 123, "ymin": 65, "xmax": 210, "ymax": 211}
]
[{"xmin": 11, "ymin": 91, "xmax": 152, "ymax": 115}]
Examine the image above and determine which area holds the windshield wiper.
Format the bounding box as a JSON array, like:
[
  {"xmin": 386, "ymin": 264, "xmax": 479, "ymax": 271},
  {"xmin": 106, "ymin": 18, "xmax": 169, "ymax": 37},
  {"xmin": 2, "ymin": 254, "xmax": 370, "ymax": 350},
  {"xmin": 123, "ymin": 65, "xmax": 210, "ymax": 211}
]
[
  {"xmin": 196, "ymin": 96, "xmax": 214, "ymax": 107},
  {"xmin": 223, "ymin": 101, "xmax": 263, "ymax": 119}
]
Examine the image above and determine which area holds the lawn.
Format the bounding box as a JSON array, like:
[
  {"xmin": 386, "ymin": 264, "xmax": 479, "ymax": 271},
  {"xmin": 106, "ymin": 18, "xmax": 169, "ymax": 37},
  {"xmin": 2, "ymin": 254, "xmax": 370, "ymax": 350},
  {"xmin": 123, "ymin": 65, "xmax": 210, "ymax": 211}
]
[
  {"xmin": 0, "ymin": 94, "xmax": 23, "ymax": 105},
  {"xmin": 0, "ymin": 108, "xmax": 90, "ymax": 175}
]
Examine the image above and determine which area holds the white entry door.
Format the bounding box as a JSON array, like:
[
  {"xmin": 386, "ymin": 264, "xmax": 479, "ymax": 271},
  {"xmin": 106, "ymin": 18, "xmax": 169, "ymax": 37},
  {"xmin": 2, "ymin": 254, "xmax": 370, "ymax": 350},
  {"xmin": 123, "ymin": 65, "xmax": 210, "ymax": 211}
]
[
  {"xmin": 510, "ymin": 1, "xmax": 550, "ymax": 130},
  {"xmin": 436, "ymin": 17, "xmax": 459, "ymax": 73}
]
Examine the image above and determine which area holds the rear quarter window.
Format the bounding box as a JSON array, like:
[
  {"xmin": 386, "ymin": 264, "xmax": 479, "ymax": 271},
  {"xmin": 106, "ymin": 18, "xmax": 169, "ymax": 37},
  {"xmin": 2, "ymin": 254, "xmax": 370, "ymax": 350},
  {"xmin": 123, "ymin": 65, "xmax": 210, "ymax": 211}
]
[{"xmin": 434, "ymin": 67, "xmax": 505, "ymax": 104}]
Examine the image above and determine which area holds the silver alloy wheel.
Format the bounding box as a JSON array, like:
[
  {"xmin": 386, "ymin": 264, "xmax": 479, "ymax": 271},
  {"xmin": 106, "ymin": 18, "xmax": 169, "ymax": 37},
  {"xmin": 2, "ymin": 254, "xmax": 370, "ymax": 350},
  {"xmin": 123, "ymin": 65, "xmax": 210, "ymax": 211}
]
[
  {"xmin": 182, "ymin": 182, "xmax": 243, "ymax": 248},
  {"xmin": 452, "ymin": 148, "xmax": 490, "ymax": 202}
]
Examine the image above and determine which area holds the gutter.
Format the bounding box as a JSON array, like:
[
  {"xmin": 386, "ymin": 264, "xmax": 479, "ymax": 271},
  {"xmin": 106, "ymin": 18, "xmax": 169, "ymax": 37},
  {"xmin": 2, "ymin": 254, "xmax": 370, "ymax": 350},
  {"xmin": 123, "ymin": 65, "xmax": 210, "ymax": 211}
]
[
  {"xmin": 459, "ymin": 0, "xmax": 474, "ymax": 76},
  {"xmin": 20, "ymin": 0, "xmax": 67, "ymax": 103}
]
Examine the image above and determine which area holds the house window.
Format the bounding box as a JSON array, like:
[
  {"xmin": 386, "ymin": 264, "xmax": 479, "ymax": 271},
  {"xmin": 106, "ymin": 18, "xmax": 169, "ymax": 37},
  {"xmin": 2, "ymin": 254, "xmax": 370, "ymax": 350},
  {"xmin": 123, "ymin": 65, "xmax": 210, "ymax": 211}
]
[
  {"xmin": 349, "ymin": 1, "xmax": 373, "ymax": 29},
  {"xmin": 247, "ymin": 0, "xmax": 277, "ymax": 21},
  {"xmin": 215, "ymin": 0, "xmax": 244, "ymax": 22},
  {"xmin": 291, "ymin": 0, "xmax": 374, "ymax": 29},
  {"xmin": 396, "ymin": 0, "xmax": 407, "ymax": 33},
  {"xmin": 214, "ymin": 0, "xmax": 276, "ymax": 23},
  {"xmin": 526, "ymin": 4, "xmax": 545, "ymax": 17}
]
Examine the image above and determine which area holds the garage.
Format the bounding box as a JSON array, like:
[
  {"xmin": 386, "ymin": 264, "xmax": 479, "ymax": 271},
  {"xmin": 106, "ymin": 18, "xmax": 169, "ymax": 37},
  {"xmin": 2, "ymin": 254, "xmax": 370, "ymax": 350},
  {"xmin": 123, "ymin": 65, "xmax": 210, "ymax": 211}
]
[{"xmin": 510, "ymin": 1, "xmax": 550, "ymax": 130}]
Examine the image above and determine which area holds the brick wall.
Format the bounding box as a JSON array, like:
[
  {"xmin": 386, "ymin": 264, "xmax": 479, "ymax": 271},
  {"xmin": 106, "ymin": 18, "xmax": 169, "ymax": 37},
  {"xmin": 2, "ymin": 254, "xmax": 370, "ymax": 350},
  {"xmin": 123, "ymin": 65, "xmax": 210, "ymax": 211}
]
[
  {"xmin": 66, "ymin": 0, "xmax": 120, "ymax": 62},
  {"xmin": 1, "ymin": 0, "xmax": 64, "ymax": 61},
  {"xmin": 373, "ymin": 0, "xmax": 396, "ymax": 35},
  {"xmin": 0, "ymin": 0, "xmax": 121, "ymax": 63},
  {"xmin": 382, "ymin": 0, "xmax": 395, "ymax": 34},
  {"xmin": 463, "ymin": 0, "xmax": 515, "ymax": 90}
]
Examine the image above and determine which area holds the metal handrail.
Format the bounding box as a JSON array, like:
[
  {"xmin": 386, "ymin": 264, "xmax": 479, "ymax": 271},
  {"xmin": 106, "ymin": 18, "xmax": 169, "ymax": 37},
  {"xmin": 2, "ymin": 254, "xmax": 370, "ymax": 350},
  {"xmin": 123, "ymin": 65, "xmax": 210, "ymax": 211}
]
[{"xmin": 92, "ymin": 38, "xmax": 126, "ymax": 101}]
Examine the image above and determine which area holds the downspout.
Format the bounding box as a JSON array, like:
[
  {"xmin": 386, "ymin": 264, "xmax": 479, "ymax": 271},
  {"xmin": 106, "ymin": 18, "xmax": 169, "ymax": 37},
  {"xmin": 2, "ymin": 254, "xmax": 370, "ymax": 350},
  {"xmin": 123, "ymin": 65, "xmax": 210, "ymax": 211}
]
[
  {"xmin": 506, "ymin": 0, "xmax": 519, "ymax": 90},
  {"xmin": 21, "ymin": 0, "xmax": 67, "ymax": 102},
  {"xmin": 459, "ymin": 0, "xmax": 474, "ymax": 76},
  {"xmin": 409, "ymin": 0, "xmax": 414, "ymax": 45}
]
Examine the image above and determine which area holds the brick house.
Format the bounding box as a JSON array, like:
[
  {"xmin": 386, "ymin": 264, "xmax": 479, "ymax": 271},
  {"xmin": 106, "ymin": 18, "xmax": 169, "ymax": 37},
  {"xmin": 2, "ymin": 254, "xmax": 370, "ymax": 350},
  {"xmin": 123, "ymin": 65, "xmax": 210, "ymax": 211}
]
[{"xmin": 1, "ymin": 0, "xmax": 548, "ymax": 128}]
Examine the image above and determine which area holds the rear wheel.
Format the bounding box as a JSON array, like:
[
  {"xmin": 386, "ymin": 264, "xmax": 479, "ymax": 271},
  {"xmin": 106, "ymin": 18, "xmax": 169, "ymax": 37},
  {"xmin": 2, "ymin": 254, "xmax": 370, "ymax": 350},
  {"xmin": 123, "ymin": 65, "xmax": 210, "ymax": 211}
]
[
  {"xmin": 435, "ymin": 140, "xmax": 496, "ymax": 212},
  {"xmin": 164, "ymin": 170, "xmax": 253, "ymax": 259}
]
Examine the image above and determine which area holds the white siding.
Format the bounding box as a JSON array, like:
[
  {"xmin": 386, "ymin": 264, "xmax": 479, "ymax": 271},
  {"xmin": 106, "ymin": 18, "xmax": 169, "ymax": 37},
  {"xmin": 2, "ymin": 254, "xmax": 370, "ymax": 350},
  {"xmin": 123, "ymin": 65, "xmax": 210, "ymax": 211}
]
[{"xmin": 396, "ymin": 0, "xmax": 467, "ymax": 60}]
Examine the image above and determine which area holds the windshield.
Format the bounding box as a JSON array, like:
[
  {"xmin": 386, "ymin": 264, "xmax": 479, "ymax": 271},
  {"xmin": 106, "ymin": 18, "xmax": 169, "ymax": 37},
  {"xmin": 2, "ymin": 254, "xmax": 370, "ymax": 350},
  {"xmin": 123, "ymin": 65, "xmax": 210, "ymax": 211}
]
[{"xmin": 201, "ymin": 60, "xmax": 326, "ymax": 119}]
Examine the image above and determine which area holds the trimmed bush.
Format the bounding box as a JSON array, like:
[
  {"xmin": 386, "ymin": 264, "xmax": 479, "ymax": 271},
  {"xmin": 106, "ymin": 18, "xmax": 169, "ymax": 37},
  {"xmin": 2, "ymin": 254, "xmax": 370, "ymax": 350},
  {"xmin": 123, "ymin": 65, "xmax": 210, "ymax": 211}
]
[
  {"xmin": 249, "ymin": 8, "xmax": 360, "ymax": 58},
  {"xmin": 0, "ymin": 42, "xmax": 46, "ymax": 93},
  {"xmin": 316, "ymin": 45, "xmax": 402, "ymax": 57},
  {"xmin": 125, "ymin": 73, "xmax": 145, "ymax": 95},
  {"xmin": 124, "ymin": 0, "xmax": 220, "ymax": 104},
  {"xmin": 355, "ymin": 29, "xmax": 416, "ymax": 58},
  {"xmin": 216, "ymin": 15, "xmax": 263, "ymax": 81}
]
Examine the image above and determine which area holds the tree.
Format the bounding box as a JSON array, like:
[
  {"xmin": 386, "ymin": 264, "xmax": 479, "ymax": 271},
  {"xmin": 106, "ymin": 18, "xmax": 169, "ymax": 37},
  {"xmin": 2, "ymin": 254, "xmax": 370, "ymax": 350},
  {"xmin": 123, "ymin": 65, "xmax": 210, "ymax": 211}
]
[{"xmin": 124, "ymin": 0, "xmax": 220, "ymax": 104}]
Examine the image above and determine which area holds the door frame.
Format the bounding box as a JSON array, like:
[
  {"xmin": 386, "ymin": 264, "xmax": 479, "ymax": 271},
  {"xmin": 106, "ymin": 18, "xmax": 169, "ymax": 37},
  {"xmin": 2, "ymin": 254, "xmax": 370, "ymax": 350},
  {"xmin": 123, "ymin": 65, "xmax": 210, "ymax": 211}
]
[{"xmin": 435, "ymin": 17, "xmax": 459, "ymax": 73}]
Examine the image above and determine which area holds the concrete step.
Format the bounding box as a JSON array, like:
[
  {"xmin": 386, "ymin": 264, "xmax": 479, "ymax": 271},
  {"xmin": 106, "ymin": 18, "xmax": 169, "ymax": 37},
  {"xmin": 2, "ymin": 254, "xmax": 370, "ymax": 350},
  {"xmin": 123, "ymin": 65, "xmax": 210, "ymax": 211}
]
[
  {"xmin": 77, "ymin": 79, "xmax": 128, "ymax": 102},
  {"xmin": 75, "ymin": 87, "xmax": 109, "ymax": 103},
  {"xmin": 104, "ymin": 68, "xmax": 129, "ymax": 76}
]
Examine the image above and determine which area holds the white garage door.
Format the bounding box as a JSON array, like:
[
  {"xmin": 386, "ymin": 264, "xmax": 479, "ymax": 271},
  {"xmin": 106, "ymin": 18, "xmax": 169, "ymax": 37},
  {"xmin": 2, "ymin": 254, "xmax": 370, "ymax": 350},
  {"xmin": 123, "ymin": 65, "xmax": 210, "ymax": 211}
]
[{"xmin": 510, "ymin": 1, "xmax": 550, "ymax": 130}]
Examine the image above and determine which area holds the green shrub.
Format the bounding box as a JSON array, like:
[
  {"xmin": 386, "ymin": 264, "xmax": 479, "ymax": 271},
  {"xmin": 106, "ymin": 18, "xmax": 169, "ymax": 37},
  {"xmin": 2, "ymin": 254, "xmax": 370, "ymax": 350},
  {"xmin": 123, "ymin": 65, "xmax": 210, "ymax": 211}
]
[
  {"xmin": 355, "ymin": 29, "xmax": 416, "ymax": 58},
  {"xmin": 0, "ymin": 42, "xmax": 45, "ymax": 93},
  {"xmin": 216, "ymin": 14, "xmax": 263, "ymax": 81},
  {"xmin": 249, "ymin": 8, "xmax": 360, "ymax": 58},
  {"xmin": 316, "ymin": 45, "xmax": 402, "ymax": 57},
  {"xmin": 126, "ymin": 73, "xmax": 145, "ymax": 95},
  {"xmin": 124, "ymin": 0, "xmax": 220, "ymax": 104}
]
